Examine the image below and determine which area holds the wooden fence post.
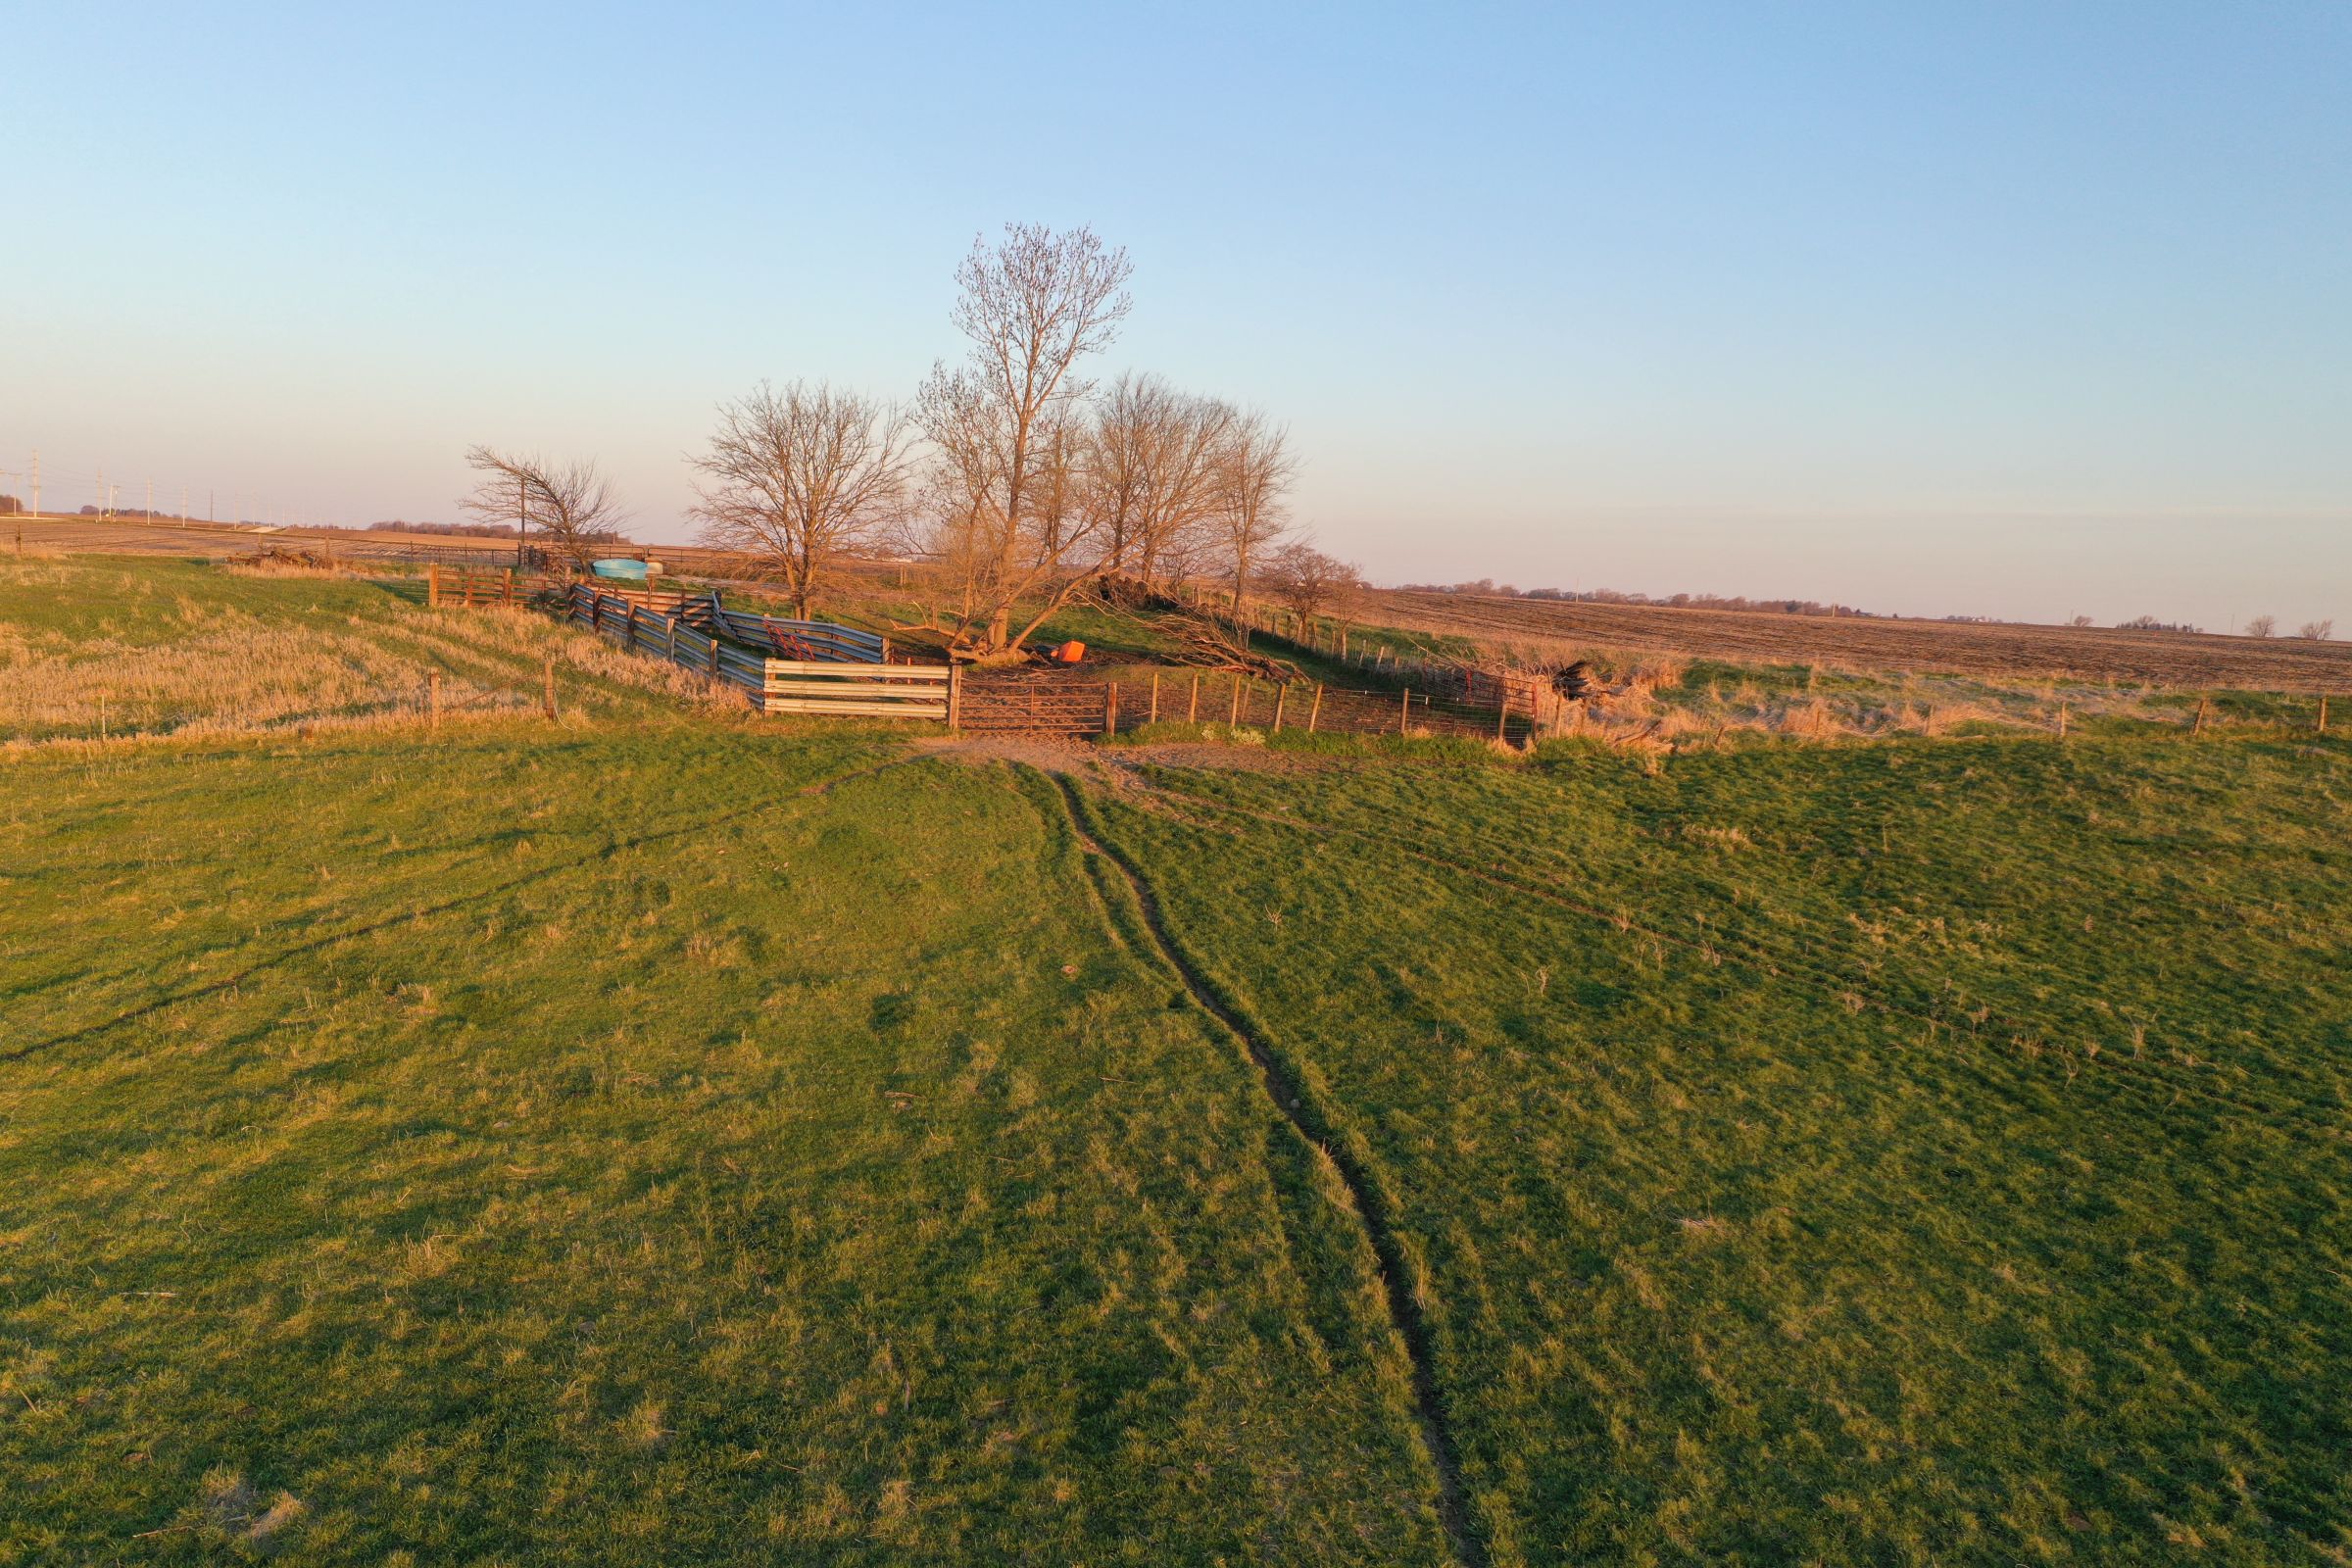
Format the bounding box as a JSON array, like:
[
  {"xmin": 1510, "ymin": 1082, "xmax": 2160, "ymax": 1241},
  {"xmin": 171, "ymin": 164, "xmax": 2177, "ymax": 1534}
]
[
  {"xmin": 1188, "ymin": 673, "xmax": 1200, "ymax": 724},
  {"xmin": 708, "ymin": 632, "xmax": 720, "ymax": 678},
  {"xmin": 1308, "ymin": 684, "xmax": 1323, "ymax": 733},
  {"xmin": 1399, "ymin": 688, "xmax": 1410, "ymax": 735},
  {"xmin": 1103, "ymin": 682, "xmax": 1118, "ymax": 734},
  {"xmin": 2319, "ymin": 695, "xmax": 2329, "ymax": 733},
  {"xmin": 428, "ymin": 564, "xmax": 440, "ymax": 608},
  {"xmin": 1272, "ymin": 684, "xmax": 1287, "ymax": 732},
  {"xmin": 1150, "ymin": 671, "xmax": 1159, "ymax": 724},
  {"xmin": 1229, "ymin": 675, "xmax": 1242, "ymax": 726},
  {"xmin": 2193, "ymin": 696, "xmax": 2208, "ymax": 737},
  {"xmin": 503, "ymin": 569, "xmax": 514, "ymax": 606},
  {"xmin": 948, "ymin": 664, "xmax": 962, "ymax": 730}
]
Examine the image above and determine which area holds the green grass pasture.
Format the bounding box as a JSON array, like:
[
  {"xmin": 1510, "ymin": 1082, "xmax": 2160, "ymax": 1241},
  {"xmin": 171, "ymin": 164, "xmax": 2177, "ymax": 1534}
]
[{"xmin": 1079, "ymin": 736, "xmax": 2352, "ymax": 1564}]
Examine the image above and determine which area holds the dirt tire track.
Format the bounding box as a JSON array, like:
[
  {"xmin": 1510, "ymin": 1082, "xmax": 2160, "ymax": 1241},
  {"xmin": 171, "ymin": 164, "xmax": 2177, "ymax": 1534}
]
[
  {"xmin": 1045, "ymin": 771, "xmax": 1487, "ymax": 1568},
  {"xmin": 1118, "ymin": 765, "xmax": 2333, "ymax": 1139}
]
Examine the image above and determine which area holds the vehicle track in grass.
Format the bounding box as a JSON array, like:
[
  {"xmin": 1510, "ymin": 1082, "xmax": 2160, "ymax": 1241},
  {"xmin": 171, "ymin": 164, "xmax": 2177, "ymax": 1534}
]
[
  {"xmin": 1044, "ymin": 770, "xmax": 1486, "ymax": 1568},
  {"xmin": 1107, "ymin": 763, "xmax": 2343, "ymax": 1141}
]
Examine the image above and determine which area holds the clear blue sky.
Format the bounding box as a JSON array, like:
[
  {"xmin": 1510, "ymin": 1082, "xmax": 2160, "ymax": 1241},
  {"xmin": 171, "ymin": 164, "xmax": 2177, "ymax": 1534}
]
[{"xmin": 8, "ymin": 2, "xmax": 2347, "ymax": 629}]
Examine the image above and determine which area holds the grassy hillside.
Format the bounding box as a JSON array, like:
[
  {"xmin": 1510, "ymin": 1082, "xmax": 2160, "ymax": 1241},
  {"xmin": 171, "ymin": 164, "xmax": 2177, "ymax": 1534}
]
[
  {"xmin": 1079, "ymin": 736, "xmax": 2352, "ymax": 1564},
  {"xmin": 5, "ymin": 556, "xmax": 2349, "ymax": 1564},
  {"xmin": 0, "ymin": 725, "xmax": 1446, "ymax": 1563},
  {"xmin": 0, "ymin": 554, "xmax": 725, "ymax": 745}
]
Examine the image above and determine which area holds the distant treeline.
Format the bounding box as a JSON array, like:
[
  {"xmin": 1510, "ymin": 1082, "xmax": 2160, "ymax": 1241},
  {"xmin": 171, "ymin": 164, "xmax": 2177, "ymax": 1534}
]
[
  {"xmin": 75, "ymin": 506, "xmax": 188, "ymax": 520},
  {"xmin": 365, "ymin": 518, "xmax": 518, "ymax": 539},
  {"xmin": 1396, "ymin": 579, "xmax": 1880, "ymax": 618}
]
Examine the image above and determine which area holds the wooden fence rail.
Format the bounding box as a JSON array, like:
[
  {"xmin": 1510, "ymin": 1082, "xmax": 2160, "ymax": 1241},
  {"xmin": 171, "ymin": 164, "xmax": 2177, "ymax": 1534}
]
[
  {"xmin": 561, "ymin": 584, "xmax": 948, "ymax": 719},
  {"xmin": 427, "ymin": 564, "xmax": 526, "ymax": 608}
]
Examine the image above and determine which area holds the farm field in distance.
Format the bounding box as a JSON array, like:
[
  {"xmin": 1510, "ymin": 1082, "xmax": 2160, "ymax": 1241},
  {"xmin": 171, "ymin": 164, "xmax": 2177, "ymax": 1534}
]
[
  {"xmin": 26, "ymin": 513, "xmax": 2352, "ymax": 698},
  {"xmin": 1364, "ymin": 586, "xmax": 2352, "ymax": 692},
  {"xmin": 4, "ymin": 555, "xmax": 2350, "ymax": 1564}
]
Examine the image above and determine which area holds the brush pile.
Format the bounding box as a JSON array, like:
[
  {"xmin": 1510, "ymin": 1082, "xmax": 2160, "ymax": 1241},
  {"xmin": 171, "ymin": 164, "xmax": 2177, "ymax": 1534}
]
[
  {"xmin": 1164, "ymin": 612, "xmax": 1298, "ymax": 680},
  {"xmin": 244, "ymin": 547, "xmax": 340, "ymax": 570}
]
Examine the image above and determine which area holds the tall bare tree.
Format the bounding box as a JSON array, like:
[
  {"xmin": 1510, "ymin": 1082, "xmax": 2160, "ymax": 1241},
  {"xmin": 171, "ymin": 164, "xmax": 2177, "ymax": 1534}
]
[
  {"xmin": 689, "ymin": 381, "xmax": 909, "ymax": 619},
  {"xmin": 1085, "ymin": 372, "xmax": 1161, "ymax": 574},
  {"xmin": 1084, "ymin": 374, "xmax": 1236, "ymax": 588},
  {"xmin": 919, "ymin": 222, "xmax": 1134, "ymax": 654},
  {"xmin": 462, "ymin": 446, "xmax": 625, "ymax": 570},
  {"xmin": 1212, "ymin": 412, "xmax": 1297, "ymax": 636}
]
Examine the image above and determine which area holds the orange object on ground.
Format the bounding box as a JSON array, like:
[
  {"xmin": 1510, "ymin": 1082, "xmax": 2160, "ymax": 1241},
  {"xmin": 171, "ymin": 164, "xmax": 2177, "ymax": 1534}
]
[{"xmin": 1054, "ymin": 641, "xmax": 1086, "ymax": 663}]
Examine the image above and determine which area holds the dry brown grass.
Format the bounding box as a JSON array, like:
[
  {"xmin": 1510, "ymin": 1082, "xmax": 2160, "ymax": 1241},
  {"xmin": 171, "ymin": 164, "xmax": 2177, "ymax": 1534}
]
[{"xmin": 0, "ymin": 577, "xmax": 746, "ymax": 751}]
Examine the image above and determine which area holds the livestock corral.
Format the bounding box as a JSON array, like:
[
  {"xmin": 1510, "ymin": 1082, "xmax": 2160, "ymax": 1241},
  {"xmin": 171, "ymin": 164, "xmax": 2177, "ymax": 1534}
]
[{"xmin": 20, "ymin": 515, "xmax": 2345, "ymax": 750}]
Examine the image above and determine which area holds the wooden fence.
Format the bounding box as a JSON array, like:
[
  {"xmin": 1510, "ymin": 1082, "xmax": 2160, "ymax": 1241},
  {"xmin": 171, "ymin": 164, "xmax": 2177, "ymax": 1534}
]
[
  {"xmin": 1102, "ymin": 666, "xmax": 1535, "ymax": 744},
  {"xmin": 1176, "ymin": 585, "xmax": 1545, "ymax": 734},
  {"xmin": 561, "ymin": 584, "xmax": 948, "ymax": 720},
  {"xmin": 442, "ymin": 572, "xmax": 1510, "ymax": 740},
  {"xmin": 426, "ymin": 564, "xmax": 527, "ymax": 608}
]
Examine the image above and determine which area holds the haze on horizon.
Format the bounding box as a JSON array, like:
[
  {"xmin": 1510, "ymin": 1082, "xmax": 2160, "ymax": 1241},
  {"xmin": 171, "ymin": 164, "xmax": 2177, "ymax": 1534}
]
[{"xmin": 7, "ymin": 3, "xmax": 2347, "ymax": 632}]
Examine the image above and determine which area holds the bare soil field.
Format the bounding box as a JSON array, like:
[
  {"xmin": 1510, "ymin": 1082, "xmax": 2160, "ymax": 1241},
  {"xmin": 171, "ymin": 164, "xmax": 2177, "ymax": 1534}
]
[
  {"xmin": 5, "ymin": 515, "xmax": 266, "ymax": 557},
  {"xmin": 1371, "ymin": 588, "xmax": 2352, "ymax": 691}
]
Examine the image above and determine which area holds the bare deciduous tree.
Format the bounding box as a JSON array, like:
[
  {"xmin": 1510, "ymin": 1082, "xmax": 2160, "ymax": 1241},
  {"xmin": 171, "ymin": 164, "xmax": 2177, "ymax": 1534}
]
[
  {"xmin": 1212, "ymin": 411, "xmax": 1296, "ymax": 639},
  {"xmin": 1258, "ymin": 542, "xmax": 1364, "ymax": 629},
  {"xmin": 2299, "ymin": 618, "xmax": 2334, "ymax": 641},
  {"xmin": 2245, "ymin": 613, "xmax": 2278, "ymax": 638},
  {"xmin": 1085, "ymin": 373, "xmax": 1235, "ymax": 587},
  {"xmin": 2067, "ymin": 614, "xmax": 2095, "ymax": 628},
  {"xmin": 689, "ymin": 381, "xmax": 909, "ymax": 619},
  {"xmin": 919, "ymin": 222, "xmax": 1134, "ymax": 655},
  {"xmin": 463, "ymin": 446, "xmax": 625, "ymax": 569}
]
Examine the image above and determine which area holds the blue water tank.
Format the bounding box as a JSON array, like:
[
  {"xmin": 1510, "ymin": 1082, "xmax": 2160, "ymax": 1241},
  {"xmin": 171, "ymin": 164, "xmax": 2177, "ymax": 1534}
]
[{"xmin": 591, "ymin": 558, "xmax": 651, "ymax": 583}]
